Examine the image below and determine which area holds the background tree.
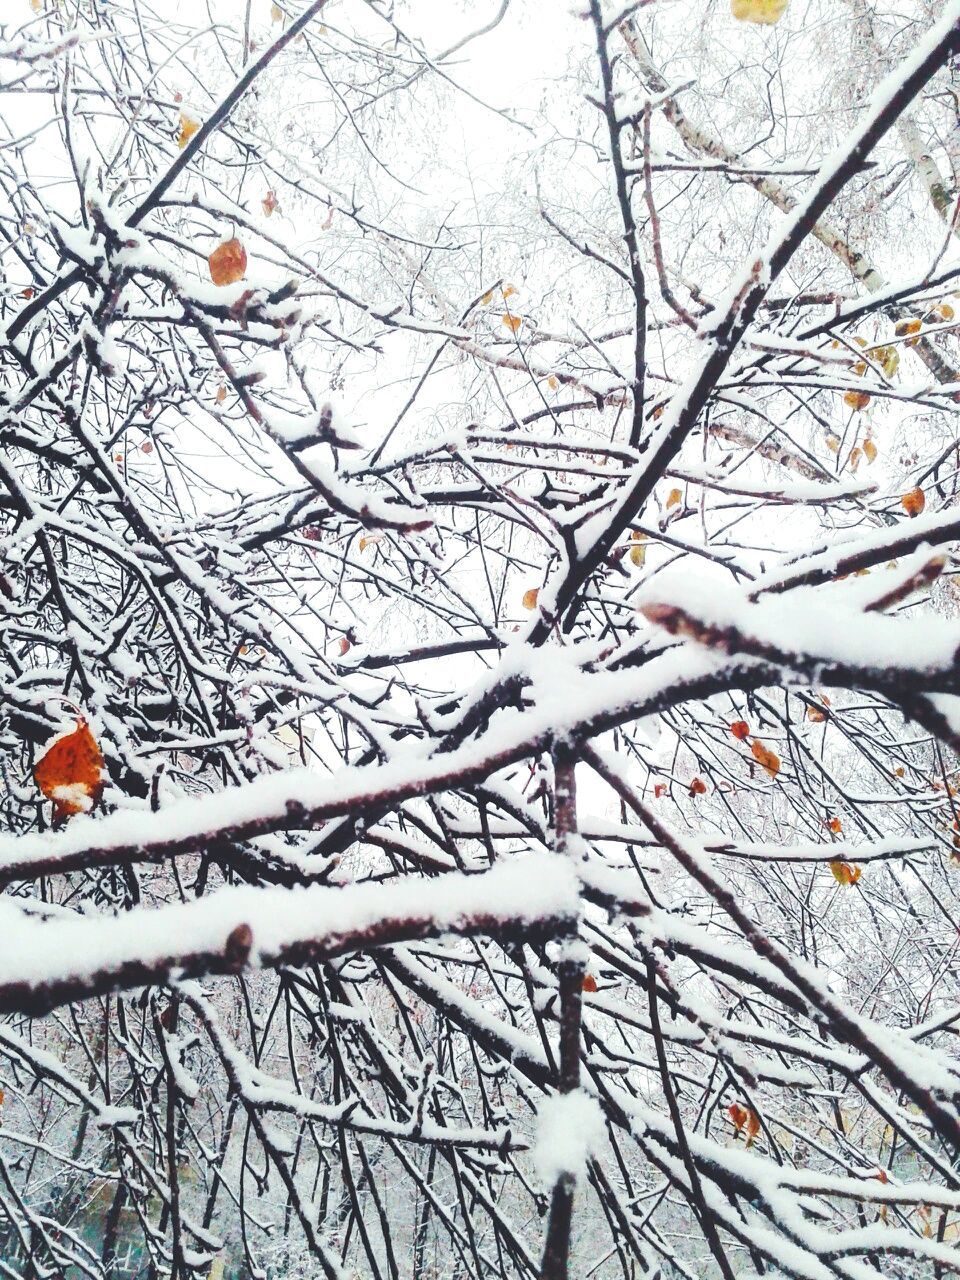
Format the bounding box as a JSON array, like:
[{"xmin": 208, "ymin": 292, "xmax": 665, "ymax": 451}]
[{"xmin": 1, "ymin": 0, "xmax": 960, "ymax": 1277}]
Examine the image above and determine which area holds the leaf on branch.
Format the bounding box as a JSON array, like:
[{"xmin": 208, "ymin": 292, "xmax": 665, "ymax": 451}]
[
  {"xmin": 731, "ymin": 0, "xmax": 787, "ymax": 22},
  {"xmin": 502, "ymin": 313, "xmax": 523, "ymax": 334},
  {"xmin": 728, "ymin": 1102, "xmax": 761, "ymax": 1145},
  {"xmin": 630, "ymin": 543, "xmax": 646, "ymax": 567},
  {"xmin": 843, "ymin": 390, "xmax": 871, "ymax": 411},
  {"xmin": 750, "ymin": 739, "xmax": 780, "ymax": 779},
  {"xmin": 522, "ymin": 587, "xmax": 539, "ymax": 610},
  {"xmin": 176, "ymin": 112, "xmax": 201, "ymax": 150},
  {"xmin": 900, "ymin": 487, "xmax": 925, "ymax": 517},
  {"xmin": 208, "ymin": 238, "xmax": 248, "ymax": 286},
  {"xmin": 262, "ymin": 190, "xmax": 279, "ymax": 217},
  {"xmin": 581, "ymin": 973, "xmax": 598, "ymax": 993},
  {"xmin": 271, "ymin": 2, "xmax": 284, "ymax": 21},
  {"xmin": 830, "ymin": 860, "xmax": 861, "ymax": 885},
  {"xmin": 689, "ymin": 777, "xmax": 707, "ymax": 796},
  {"xmin": 863, "ymin": 438, "xmax": 877, "ymax": 463},
  {"xmin": 34, "ymin": 720, "xmax": 104, "ymax": 821},
  {"xmin": 666, "ymin": 487, "xmax": 682, "ymax": 509},
  {"xmin": 730, "ymin": 721, "xmax": 750, "ymax": 740},
  {"xmin": 827, "ymin": 816, "xmax": 843, "ymax": 834}
]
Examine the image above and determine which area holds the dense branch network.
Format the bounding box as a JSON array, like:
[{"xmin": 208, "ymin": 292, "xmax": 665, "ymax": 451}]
[{"xmin": 1, "ymin": 1, "xmax": 960, "ymax": 1278}]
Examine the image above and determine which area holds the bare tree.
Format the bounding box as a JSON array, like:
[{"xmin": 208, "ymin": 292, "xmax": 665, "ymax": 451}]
[{"xmin": 1, "ymin": 0, "xmax": 960, "ymax": 1277}]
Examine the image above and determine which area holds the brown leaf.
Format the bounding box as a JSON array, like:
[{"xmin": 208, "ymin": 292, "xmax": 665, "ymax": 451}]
[
  {"xmin": 689, "ymin": 777, "xmax": 707, "ymax": 796},
  {"xmin": 34, "ymin": 720, "xmax": 104, "ymax": 820},
  {"xmin": 900, "ymin": 487, "xmax": 925, "ymax": 517},
  {"xmin": 581, "ymin": 973, "xmax": 598, "ymax": 993},
  {"xmin": 863, "ymin": 438, "xmax": 878, "ymax": 463},
  {"xmin": 730, "ymin": 720, "xmax": 750, "ymax": 741},
  {"xmin": 208, "ymin": 238, "xmax": 247, "ymax": 287},
  {"xmin": 750, "ymin": 739, "xmax": 780, "ymax": 779}
]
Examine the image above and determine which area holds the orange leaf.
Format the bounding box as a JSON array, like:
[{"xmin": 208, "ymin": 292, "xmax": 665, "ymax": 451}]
[
  {"xmin": 653, "ymin": 782, "xmax": 667, "ymax": 799},
  {"xmin": 689, "ymin": 777, "xmax": 707, "ymax": 796},
  {"xmin": 338, "ymin": 637, "xmax": 351, "ymax": 656},
  {"xmin": 827, "ymin": 816, "xmax": 843, "ymax": 834},
  {"xmin": 522, "ymin": 587, "xmax": 539, "ymax": 610},
  {"xmin": 807, "ymin": 703, "xmax": 827, "ymax": 723},
  {"xmin": 750, "ymin": 739, "xmax": 780, "ymax": 779},
  {"xmin": 546, "ymin": 375, "xmax": 559, "ymax": 390},
  {"xmin": 730, "ymin": 720, "xmax": 750, "ymax": 741},
  {"xmin": 863, "ymin": 438, "xmax": 877, "ymax": 463},
  {"xmin": 830, "ymin": 860, "xmax": 861, "ymax": 886},
  {"xmin": 21, "ymin": 287, "xmax": 34, "ymax": 300},
  {"xmin": 665, "ymin": 487, "xmax": 682, "ymax": 509},
  {"xmin": 34, "ymin": 720, "xmax": 104, "ymax": 820},
  {"xmin": 843, "ymin": 390, "xmax": 870, "ymax": 411},
  {"xmin": 900, "ymin": 487, "xmax": 925, "ymax": 517},
  {"xmin": 208, "ymin": 238, "xmax": 247, "ymax": 287},
  {"xmin": 728, "ymin": 1102, "xmax": 761, "ymax": 1145},
  {"xmin": 216, "ymin": 384, "xmax": 227, "ymax": 403},
  {"xmin": 581, "ymin": 973, "xmax": 598, "ymax": 993},
  {"xmin": 177, "ymin": 112, "xmax": 201, "ymax": 150},
  {"xmin": 502, "ymin": 313, "xmax": 522, "ymax": 334},
  {"xmin": 894, "ymin": 318, "xmax": 922, "ymax": 336}
]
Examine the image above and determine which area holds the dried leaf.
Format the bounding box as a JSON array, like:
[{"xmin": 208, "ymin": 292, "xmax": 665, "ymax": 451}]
[
  {"xmin": 665, "ymin": 487, "xmax": 682, "ymax": 509},
  {"xmin": 480, "ymin": 290, "xmax": 494, "ymax": 305},
  {"xmin": 825, "ymin": 435, "xmax": 840, "ymax": 452},
  {"xmin": 629, "ymin": 543, "xmax": 646, "ymax": 567},
  {"xmin": 807, "ymin": 703, "xmax": 827, "ymax": 723},
  {"xmin": 895, "ymin": 318, "xmax": 922, "ymax": 336},
  {"xmin": 546, "ymin": 375, "xmax": 559, "ymax": 390},
  {"xmin": 216, "ymin": 384, "xmax": 227, "ymax": 403},
  {"xmin": 177, "ymin": 112, "xmax": 201, "ymax": 150},
  {"xmin": 502, "ymin": 313, "xmax": 523, "ymax": 334},
  {"xmin": 522, "ymin": 587, "xmax": 539, "ymax": 610},
  {"xmin": 827, "ymin": 816, "xmax": 843, "ymax": 834},
  {"xmin": 338, "ymin": 637, "xmax": 351, "ymax": 656},
  {"xmin": 262, "ymin": 190, "xmax": 279, "ymax": 217},
  {"xmin": 502, "ymin": 284, "xmax": 518, "ymax": 300},
  {"xmin": 843, "ymin": 390, "xmax": 871, "ymax": 411},
  {"xmin": 689, "ymin": 777, "xmax": 707, "ymax": 796},
  {"xmin": 270, "ymin": 2, "xmax": 284, "ymax": 21},
  {"xmin": 751, "ymin": 739, "xmax": 780, "ymax": 779},
  {"xmin": 830, "ymin": 860, "xmax": 862, "ymax": 886},
  {"xmin": 730, "ymin": 720, "xmax": 750, "ymax": 741},
  {"xmin": 900, "ymin": 487, "xmax": 925, "ymax": 517},
  {"xmin": 208, "ymin": 238, "xmax": 247, "ymax": 287},
  {"xmin": 863, "ymin": 438, "xmax": 878, "ymax": 463},
  {"xmin": 21, "ymin": 287, "xmax": 34, "ymax": 300},
  {"xmin": 653, "ymin": 782, "xmax": 667, "ymax": 799},
  {"xmin": 938, "ymin": 302, "xmax": 955, "ymax": 321},
  {"xmin": 581, "ymin": 973, "xmax": 598, "ymax": 993},
  {"xmin": 34, "ymin": 720, "xmax": 104, "ymax": 820},
  {"xmin": 728, "ymin": 1102, "xmax": 762, "ymax": 1145}
]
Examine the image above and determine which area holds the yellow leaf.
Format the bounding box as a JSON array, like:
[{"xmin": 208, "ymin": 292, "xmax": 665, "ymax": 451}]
[
  {"xmin": 630, "ymin": 543, "xmax": 646, "ymax": 567},
  {"xmin": 938, "ymin": 302, "xmax": 955, "ymax": 321},
  {"xmin": 502, "ymin": 284, "xmax": 518, "ymax": 299},
  {"xmin": 522, "ymin": 588, "xmax": 539, "ymax": 610},
  {"xmin": 830, "ymin": 860, "xmax": 861, "ymax": 886},
  {"xmin": 208, "ymin": 238, "xmax": 247, "ymax": 286},
  {"xmin": 751, "ymin": 739, "xmax": 780, "ymax": 779},
  {"xmin": 848, "ymin": 446, "xmax": 862, "ymax": 473},
  {"xmin": 502, "ymin": 313, "xmax": 522, "ymax": 334},
  {"xmin": 666, "ymin": 487, "xmax": 682, "ymax": 509},
  {"xmin": 731, "ymin": 0, "xmax": 787, "ymax": 20},
  {"xmin": 825, "ymin": 435, "xmax": 840, "ymax": 452},
  {"xmin": 894, "ymin": 318, "xmax": 922, "ymax": 336},
  {"xmin": 546, "ymin": 375, "xmax": 559, "ymax": 390},
  {"xmin": 271, "ymin": 2, "xmax": 284, "ymax": 21},
  {"xmin": 30, "ymin": 0, "xmax": 43, "ymax": 10},
  {"xmin": 34, "ymin": 720, "xmax": 104, "ymax": 821},
  {"xmin": 863, "ymin": 438, "xmax": 877, "ymax": 463},
  {"xmin": 177, "ymin": 112, "xmax": 201, "ymax": 150},
  {"xmin": 900, "ymin": 487, "xmax": 925, "ymax": 517},
  {"xmin": 480, "ymin": 290, "xmax": 493, "ymax": 305}
]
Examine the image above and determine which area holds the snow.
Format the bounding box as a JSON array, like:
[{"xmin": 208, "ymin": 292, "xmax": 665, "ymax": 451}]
[{"xmin": 532, "ymin": 1089, "xmax": 605, "ymax": 1185}]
